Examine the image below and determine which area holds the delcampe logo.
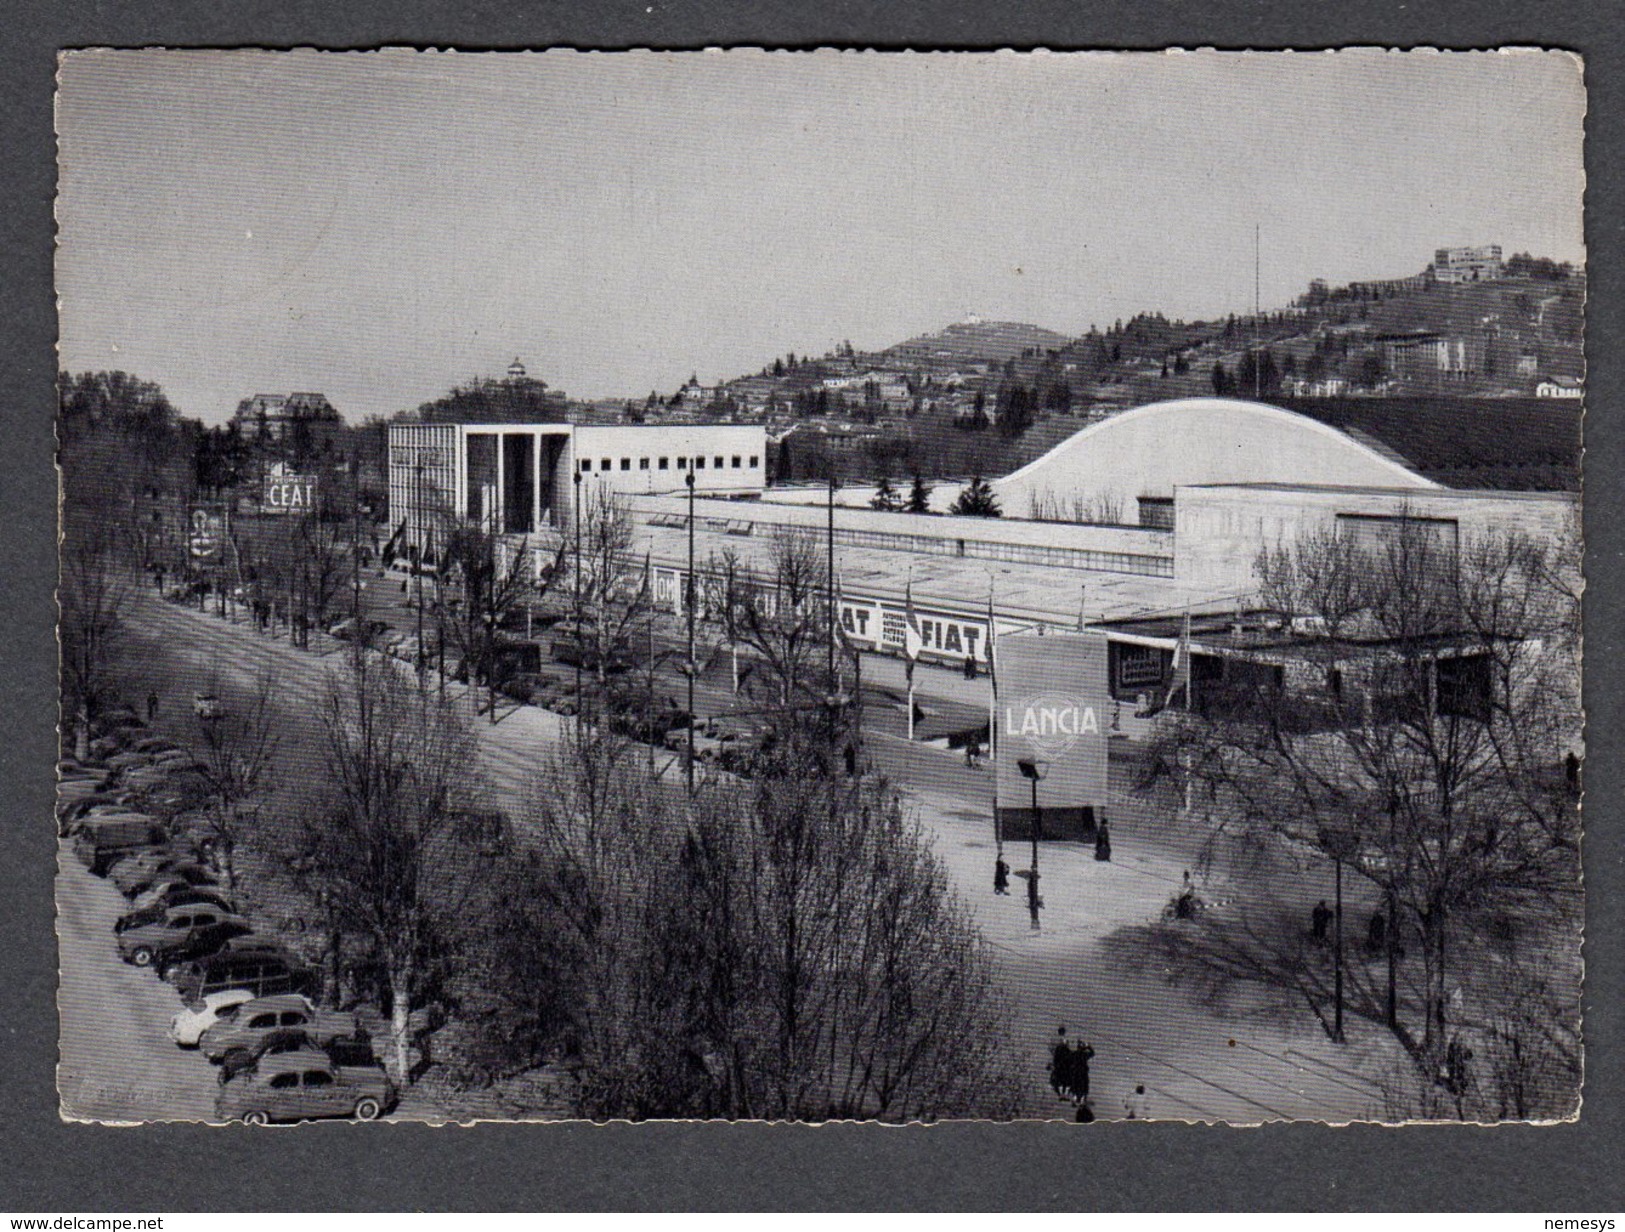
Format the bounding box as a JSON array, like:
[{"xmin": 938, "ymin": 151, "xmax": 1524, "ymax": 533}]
[{"xmin": 1003, "ymin": 692, "xmax": 1100, "ymax": 757}]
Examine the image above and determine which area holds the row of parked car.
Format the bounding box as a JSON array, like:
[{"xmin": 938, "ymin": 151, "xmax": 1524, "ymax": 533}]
[{"xmin": 60, "ymin": 703, "xmax": 398, "ymax": 1124}]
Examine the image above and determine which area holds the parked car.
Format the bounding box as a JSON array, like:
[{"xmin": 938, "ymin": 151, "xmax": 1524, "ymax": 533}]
[
  {"xmin": 113, "ymin": 857, "xmax": 218, "ymax": 900},
  {"xmin": 109, "ymin": 844, "xmax": 209, "ymax": 895},
  {"xmin": 118, "ymin": 883, "xmax": 237, "ymax": 933},
  {"xmin": 72, "ymin": 816, "xmax": 169, "ymax": 876},
  {"xmin": 217, "ymin": 1027, "xmax": 379, "ymax": 1084},
  {"xmin": 169, "ymin": 943, "xmax": 316, "ymax": 1007},
  {"xmin": 116, "ymin": 905, "xmax": 251, "ymax": 969},
  {"xmin": 200, "ymin": 994, "xmax": 362, "ymax": 1063},
  {"xmin": 215, "ymin": 1049, "xmax": 396, "ymax": 1124},
  {"xmin": 170, "ymin": 987, "xmax": 258, "ymax": 1048},
  {"xmin": 498, "ymin": 672, "xmax": 549, "ymax": 704},
  {"xmin": 104, "ymin": 751, "xmax": 155, "ymax": 773},
  {"xmin": 327, "ymin": 617, "xmax": 389, "ymax": 643},
  {"xmin": 192, "ymin": 693, "xmax": 224, "ymax": 721}
]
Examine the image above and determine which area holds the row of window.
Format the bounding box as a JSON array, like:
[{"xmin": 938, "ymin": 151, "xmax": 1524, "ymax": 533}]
[
  {"xmin": 770, "ymin": 524, "xmax": 1174, "ymax": 578},
  {"xmin": 580, "ymin": 454, "xmax": 761, "ymax": 474}
]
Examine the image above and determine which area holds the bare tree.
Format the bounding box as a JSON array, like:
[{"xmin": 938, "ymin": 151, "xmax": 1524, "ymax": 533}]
[
  {"xmin": 189, "ymin": 668, "xmax": 281, "ymax": 892},
  {"xmin": 59, "ymin": 526, "xmax": 132, "ymax": 757},
  {"xmin": 517, "ymin": 723, "xmax": 1020, "ymax": 1121},
  {"xmin": 1140, "ymin": 516, "xmax": 1582, "ymax": 1118},
  {"xmin": 303, "ymin": 658, "xmax": 490, "ymax": 1085}
]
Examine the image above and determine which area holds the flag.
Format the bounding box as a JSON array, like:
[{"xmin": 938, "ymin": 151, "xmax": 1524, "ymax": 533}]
[
  {"xmin": 832, "ymin": 571, "xmax": 854, "ymax": 651},
  {"xmin": 1167, "ymin": 610, "xmax": 1192, "ymax": 711},
  {"xmin": 903, "ymin": 570, "xmax": 924, "ymax": 662},
  {"xmin": 380, "ymin": 517, "xmax": 406, "ymax": 568}
]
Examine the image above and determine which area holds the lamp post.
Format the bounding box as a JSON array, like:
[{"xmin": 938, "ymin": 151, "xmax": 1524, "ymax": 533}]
[
  {"xmin": 414, "ymin": 454, "xmax": 426, "ymax": 690},
  {"xmin": 1018, "ymin": 758, "xmax": 1048, "ymax": 929},
  {"xmin": 685, "ymin": 468, "xmax": 697, "ymax": 795},
  {"xmin": 573, "ymin": 467, "xmax": 583, "ymax": 729},
  {"xmin": 1320, "ymin": 824, "xmax": 1359, "ymax": 1044},
  {"xmin": 826, "ymin": 473, "xmax": 838, "ymax": 690}
]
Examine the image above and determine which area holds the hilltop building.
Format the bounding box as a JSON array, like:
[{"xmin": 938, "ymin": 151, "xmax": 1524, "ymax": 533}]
[
  {"xmin": 231, "ymin": 392, "xmax": 342, "ymax": 442},
  {"xmin": 1431, "ymin": 244, "xmax": 1504, "ymax": 284}
]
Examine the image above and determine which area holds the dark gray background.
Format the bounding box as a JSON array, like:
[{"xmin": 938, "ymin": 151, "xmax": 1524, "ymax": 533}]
[{"xmin": 4, "ymin": 1, "xmax": 1618, "ymax": 1211}]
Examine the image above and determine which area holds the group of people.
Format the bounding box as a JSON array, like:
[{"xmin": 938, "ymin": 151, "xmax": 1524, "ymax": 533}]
[
  {"xmin": 1049, "ymin": 1027, "xmax": 1095, "ymax": 1121},
  {"xmin": 1310, "ymin": 901, "xmax": 1403, "ymax": 960},
  {"xmin": 1049, "ymin": 1027, "xmax": 1153, "ymax": 1122}
]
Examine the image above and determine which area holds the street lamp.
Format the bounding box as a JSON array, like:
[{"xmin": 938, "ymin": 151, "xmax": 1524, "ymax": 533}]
[
  {"xmin": 1319, "ymin": 824, "xmax": 1360, "ymax": 1044},
  {"xmin": 573, "ymin": 468, "xmax": 583, "ymax": 730},
  {"xmin": 1018, "ymin": 758, "xmax": 1049, "ymax": 929},
  {"xmin": 685, "ymin": 468, "xmax": 697, "ymax": 795}
]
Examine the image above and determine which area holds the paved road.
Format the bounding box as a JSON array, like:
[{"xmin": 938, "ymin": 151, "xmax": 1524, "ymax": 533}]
[
  {"xmin": 59, "ymin": 584, "xmax": 1402, "ymax": 1123},
  {"xmin": 56, "ymin": 842, "xmax": 220, "ymax": 1123}
]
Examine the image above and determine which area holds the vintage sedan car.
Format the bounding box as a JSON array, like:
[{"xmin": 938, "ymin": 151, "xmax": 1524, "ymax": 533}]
[
  {"xmin": 200, "ymin": 994, "xmax": 361, "ymax": 1063},
  {"xmin": 217, "ymin": 1027, "xmax": 379, "ymax": 1084},
  {"xmin": 108, "ymin": 842, "xmax": 205, "ymax": 890},
  {"xmin": 72, "ymin": 816, "xmax": 170, "ymax": 876},
  {"xmin": 192, "ymin": 692, "xmax": 224, "ymax": 721},
  {"xmin": 112, "ymin": 854, "xmax": 217, "ymax": 900},
  {"xmin": 117, "ymin": 883, "xmax": 237, "ymax": 933},
  {"xmin": 169, "ymin": 942, "xmax": 316, "ymax": 1006},
  {"xmin": 215, "ymin": 1050, "xmax": 396, "ymax": 1124},
  {"xmin": 170, "ymin": 988, "xmax": 257, "ymax": 1048},
  {"xmin": 116, "ymin": 905, "xmax": 251, "ymax": 969}
]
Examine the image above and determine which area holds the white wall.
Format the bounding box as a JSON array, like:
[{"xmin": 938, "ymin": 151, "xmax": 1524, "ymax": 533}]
[
  {"xmin": 1175, "ymin": 484, "xmax": 1578, "ymax": 592},
  {"xmin": 572, "ymin": 424, "xmax": 766, "ymax": 497}
]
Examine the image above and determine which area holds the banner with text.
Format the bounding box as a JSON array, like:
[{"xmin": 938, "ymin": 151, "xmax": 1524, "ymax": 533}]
[{"xmin": 994, "ymin": 631, "xmax": 1111, "ymax": 841}]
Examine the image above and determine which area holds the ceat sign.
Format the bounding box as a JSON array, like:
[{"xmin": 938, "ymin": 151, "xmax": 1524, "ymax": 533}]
[
  {"xmin": 263, "ymin": 464, "xmax": 317, "ymax": 514},
  {"xmin": 994, "ymin": 631, "xmax": 1111, "ymax": 841}
]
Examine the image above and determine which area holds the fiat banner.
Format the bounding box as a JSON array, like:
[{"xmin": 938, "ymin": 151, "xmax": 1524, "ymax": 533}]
[{"xmin": 994, "ymin": 631, "xmax": 1111, "ymax": 841}]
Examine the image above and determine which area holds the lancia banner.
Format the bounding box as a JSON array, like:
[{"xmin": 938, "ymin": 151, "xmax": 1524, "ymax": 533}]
[{"xmin": 994, "ymin": 631, "xmax": 1111, "ymax": 841}]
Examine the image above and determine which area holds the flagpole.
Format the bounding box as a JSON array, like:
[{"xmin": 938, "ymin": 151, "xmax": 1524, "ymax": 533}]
[
  {"xmin": 988, "ymin": 572, "xmax": 1000, "ymax": 855},
  {"xmin": 904, "ymin": 565, "xmax": 918, "ymax": 742}
]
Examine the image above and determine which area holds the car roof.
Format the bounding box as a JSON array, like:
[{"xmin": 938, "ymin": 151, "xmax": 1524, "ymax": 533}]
[
  {"xmin": 254, "ymin": 1049, "xmax": 333, "ymax": 1077},
  {"xmin": 236, "ymin": 993, "xmax": 313, "ymax": 1015},
  {"xmin": 203, "ymin": 988, "xmax": 257, "ymax": 1009}
]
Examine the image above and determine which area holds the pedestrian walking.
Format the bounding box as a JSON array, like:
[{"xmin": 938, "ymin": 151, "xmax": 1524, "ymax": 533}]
[
  {"xmin": 1311, "ymin": 899, "xmax": 1333, "ymax": 944},
  {"xmin": 145, "ymin": 690, "xmax": 159, "ymax": 722},
  {"xmin": 1071, "ymin": 1040, "xmax": 1095, "ymax": 1103},
  {"xmin": 1049, "ymin": 1027, "xmax": 1070, "ymax": 1099},
  {"xmin": 963, "ymin": 654, "xmax": 977, "ymax": 680},
  {"xmin": 1366, "ymin": 909, "xmax": 1387, "ymax": 955},
  {"xmin": 1094, "ymin": 819, "xmax": 1112, "ymax": 862},
  {"xmin": 993, "ymin": 856, "xmax": 1010, "ymax": 896},
  {"xmin": 964, "ymin": 738, "xmax": 981, "ymax": 769},
  {"xmin": 1122, "ymin": 1084, "xmax": 1151, "ymax": 1120}
]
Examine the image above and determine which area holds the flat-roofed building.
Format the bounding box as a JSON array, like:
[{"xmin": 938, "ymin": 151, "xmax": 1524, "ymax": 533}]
[{"xmin": 386, "ymin": 421, "xmax": 766, "ymax": 557}]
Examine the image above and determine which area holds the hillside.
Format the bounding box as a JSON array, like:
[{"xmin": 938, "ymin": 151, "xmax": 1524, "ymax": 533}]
[{"xmin": 884, "ymin": 317, "xmax": 1076, "ymax": 366}]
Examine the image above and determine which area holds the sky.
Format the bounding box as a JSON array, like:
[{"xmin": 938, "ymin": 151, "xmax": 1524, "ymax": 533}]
[{"xmin": 55, "ymin": 48, "xmax": 1586, "ymax": 425}]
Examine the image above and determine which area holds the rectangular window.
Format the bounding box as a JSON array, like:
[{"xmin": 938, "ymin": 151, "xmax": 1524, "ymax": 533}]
[
  {"xmin": 732, "ymin": 456, "xmax": 742, "ymax": 468},
  {"xmin": 1137, "ymin": 497, "xmax": 1175, "ymax": 531},
  {"xmin": 659, "ymin": 457, "xmax": 669, "ymax": 470},
  {"xmin": 601, "ymin": 458, "xmax": 612, "ymax": 471},
  {"xmin": 695, "ymin": 457, "xmax": 706, "ymax": 469},
  {"xmin": 749, "ymin": 455, "xmax": 759, "ymax": 467},
  {"xmin": 715, "ymin": 456, "xmax": 725, "ymax": 468},
  {"xmin": 639, "ymin": 457, "xmax": 650, "ymax": 470},
  {"xmin": 677, "ymin": 457, "xmax": 688, "ymax": 469},
  {"xmin": 620, "ymin": 458, "xmax": 631, "ymax": 471},
  {"xmin": 1336, "ymin": 513, "xmax": 1459, "ymax": 560},
  {"xmin": 1436, "ymin": 653, "xmax": 1493, "ymax": 722},
  {"xmin": 579, "ymin": 459, "xmax": 591, "ymax": 473}
]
